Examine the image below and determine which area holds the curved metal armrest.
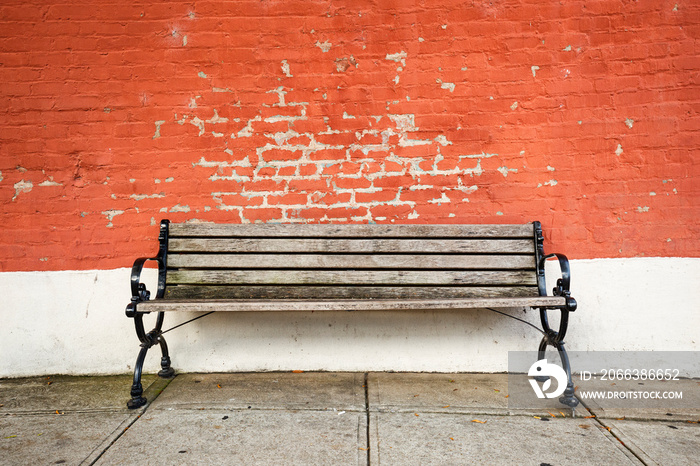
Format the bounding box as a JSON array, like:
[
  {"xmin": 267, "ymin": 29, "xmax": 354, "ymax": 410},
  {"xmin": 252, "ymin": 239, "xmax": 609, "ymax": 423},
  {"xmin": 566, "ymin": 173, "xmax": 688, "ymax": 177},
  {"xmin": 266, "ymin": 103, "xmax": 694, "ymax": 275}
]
[
  {"xmin": 126, "ymin": 256, "xmax": 166, "ymax": 317},
  {"xmin": 130, "ymin": 257, "xmax": 161, "ymax": 301},
  {"xmin": 126, "ymin": 220, "xmax": 170, "ymax": 318},
  {"xmin": 539, "ymin": 253, "xmax": 577, "ymax": 311}
]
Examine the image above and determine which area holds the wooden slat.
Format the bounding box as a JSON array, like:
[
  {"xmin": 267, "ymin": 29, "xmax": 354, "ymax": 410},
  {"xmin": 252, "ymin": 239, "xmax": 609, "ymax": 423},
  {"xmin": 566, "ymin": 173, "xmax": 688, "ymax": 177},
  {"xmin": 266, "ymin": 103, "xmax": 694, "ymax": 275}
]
[
  {"xmin": 168, "ymin": 238, "xmax": 535, "ymax": 254},
  {"xmin": 138, "ymin": 296, "xmax": 567, "ymax": 313},
  {"xmin": 168, "ymin": 223, "xmax": 535, "ymax": 238},
  {"xmin": 166, "ymin": 270, "xmax": 537, "ymax": 286},
  {"xmin": 167, "ymin": 254, "xmax": 536, "ymax": 270},
  {"xmin": 164, "ymin": 285, "xmax": 540, "ymax": 300}
]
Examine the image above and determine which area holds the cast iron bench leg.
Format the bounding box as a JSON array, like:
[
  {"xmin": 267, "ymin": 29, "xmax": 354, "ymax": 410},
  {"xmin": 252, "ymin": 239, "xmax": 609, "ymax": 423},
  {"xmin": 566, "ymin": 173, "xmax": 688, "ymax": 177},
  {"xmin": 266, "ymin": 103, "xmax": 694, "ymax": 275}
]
[
  {"xmin": 536, "ymin": 308, "xmax": 579, "ymax": 409},
  {"xmin": 127, "ymin": 344, "xmax": 149, "ymax": 409},
  {"xmin": 157, "ymin": 336, "xmax": 175, "ymax": 378},
  {"xmin": 127, "ymin": 312, "xmax": 175, "ymax": 409}
]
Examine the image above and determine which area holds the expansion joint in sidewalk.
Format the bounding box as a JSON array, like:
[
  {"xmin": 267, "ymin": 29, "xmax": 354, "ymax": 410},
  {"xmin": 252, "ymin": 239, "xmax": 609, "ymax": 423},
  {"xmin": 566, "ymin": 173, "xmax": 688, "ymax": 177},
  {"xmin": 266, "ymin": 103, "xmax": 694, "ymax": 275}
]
[{"xmin": 577, "ymin": 399, "xmax": 648, "ymax": 466}]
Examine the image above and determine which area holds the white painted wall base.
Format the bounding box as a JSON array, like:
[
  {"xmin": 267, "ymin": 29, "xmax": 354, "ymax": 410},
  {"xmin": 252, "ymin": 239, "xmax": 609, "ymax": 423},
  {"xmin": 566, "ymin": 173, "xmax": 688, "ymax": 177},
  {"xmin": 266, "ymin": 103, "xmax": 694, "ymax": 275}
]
[{"xmin": 1, "ymin": 258, "xmax": 698, "ymax": 378}]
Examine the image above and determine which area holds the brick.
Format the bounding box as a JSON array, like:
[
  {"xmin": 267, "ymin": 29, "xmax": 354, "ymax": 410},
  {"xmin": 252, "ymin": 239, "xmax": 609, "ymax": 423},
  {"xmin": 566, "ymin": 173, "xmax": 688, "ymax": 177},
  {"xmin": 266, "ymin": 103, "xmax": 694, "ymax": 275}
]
[
  {"xmin": 370, "ymin": 204, "xmax": 414, "ymax": 220},
  {"xmin": 242, "ymin": 207, "xmax": 284, "ymax": 223},
  {"xmin": 218, "ymin": 194, "xmax": 264, "ymax": 207},
  {"xmin": 309, "ymin": 191, "xmax": 352, "ymax": 206},
  {"xmin": 372, "ymin": 175, "xmax": 416, "ymax": 189},
  {"xmin": 287, "ymin": 178, "xmax": 330, "ymax": 192},
  {"xmin": 333, "ymin": 176, "xmax": 373, "ymax": 190},
  {"xmin": 309, "ymin": 148, "xmax": 347, "ymax": 161},
  {"xmin": 261, "ymin": 149, "xmax": 304, "ymax": 162},
  {"xmin": 267, "ymin": 192, "xmax": 308, "ymax": 205}
]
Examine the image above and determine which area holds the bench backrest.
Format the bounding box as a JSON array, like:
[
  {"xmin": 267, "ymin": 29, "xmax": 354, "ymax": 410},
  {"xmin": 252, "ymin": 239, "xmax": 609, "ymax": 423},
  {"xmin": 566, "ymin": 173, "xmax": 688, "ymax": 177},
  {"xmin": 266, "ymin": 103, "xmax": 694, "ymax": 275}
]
[{"xmin": 160, "ymin": 222, "xmax": 543, "ymax": 301}]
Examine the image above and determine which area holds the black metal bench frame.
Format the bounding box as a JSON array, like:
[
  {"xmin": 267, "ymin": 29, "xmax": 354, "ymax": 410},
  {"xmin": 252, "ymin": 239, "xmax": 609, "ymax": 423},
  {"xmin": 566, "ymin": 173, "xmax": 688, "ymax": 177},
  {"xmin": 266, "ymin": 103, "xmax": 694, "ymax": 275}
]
[{"xmin": 125, "ymin": 220, "xmax": 578, "ymax": 409}]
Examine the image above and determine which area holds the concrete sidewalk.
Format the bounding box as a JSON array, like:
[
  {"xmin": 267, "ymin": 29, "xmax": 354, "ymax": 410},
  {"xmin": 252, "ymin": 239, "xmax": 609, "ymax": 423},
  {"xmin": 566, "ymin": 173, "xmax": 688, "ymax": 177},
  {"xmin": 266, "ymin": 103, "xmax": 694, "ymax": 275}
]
[{"xmin": 1, "ymin": 372, "xmax": 698, "ymax": 465}]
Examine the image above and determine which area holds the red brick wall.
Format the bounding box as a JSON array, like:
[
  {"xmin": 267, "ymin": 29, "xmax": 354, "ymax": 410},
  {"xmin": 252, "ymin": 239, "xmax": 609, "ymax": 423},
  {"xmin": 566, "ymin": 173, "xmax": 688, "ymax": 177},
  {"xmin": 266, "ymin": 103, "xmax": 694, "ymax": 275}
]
[{"xmin": 1, "ymin": 0, "xmax": 698, "ymax": 272}]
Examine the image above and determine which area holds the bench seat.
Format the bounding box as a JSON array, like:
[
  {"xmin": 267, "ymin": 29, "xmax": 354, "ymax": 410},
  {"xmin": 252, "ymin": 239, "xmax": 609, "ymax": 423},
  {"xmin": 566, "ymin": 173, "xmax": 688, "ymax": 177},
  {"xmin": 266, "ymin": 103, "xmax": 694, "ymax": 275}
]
[{"xmin": 137, "ymin": 296, "xmax": 568, "ymax": 313}]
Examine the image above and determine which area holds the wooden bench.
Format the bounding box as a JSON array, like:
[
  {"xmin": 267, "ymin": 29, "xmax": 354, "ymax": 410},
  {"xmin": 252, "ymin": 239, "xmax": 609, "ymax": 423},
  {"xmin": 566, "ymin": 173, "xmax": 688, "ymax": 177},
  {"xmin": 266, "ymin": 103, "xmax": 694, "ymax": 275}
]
[{"xmin": 125, "ymin": 220, "xmax": 578, "ymax": 409}]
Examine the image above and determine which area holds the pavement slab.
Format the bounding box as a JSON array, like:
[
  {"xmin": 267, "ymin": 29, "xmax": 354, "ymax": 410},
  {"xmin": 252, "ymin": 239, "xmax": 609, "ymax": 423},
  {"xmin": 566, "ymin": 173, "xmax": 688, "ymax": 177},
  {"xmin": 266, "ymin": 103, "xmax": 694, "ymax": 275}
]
[
  {"xmin": 0, "ymin": 374, "xmax": 157, "ymax": 413},
  {"xmin": 369, "ymin": 412, "xmax": 639, "ymax": 466},
  {"xmin": 95, "ymin": 409, "xmax": 368, "ymax": 465},
  {"xmin": 602, "ymin": 419, "xmax": 700, "ymax": 466},
  {"xmin": 369, "ymin": 372, "xmax": 591, "ymax": 417},
  {"xmin": 151, "ymin": 372, "xmax": 366, "ymax": 411},
  {"xmin": 94, "ymin": 372, "xmax": 370, "ymax": 465},
  {"xmin": 576, "ymin": 377, "xmax": 700, "ymax": 421},
  {"xmin": 1, "ymin": 411, "xmax": 134, "ymax": 466},
  {"xmin": 369, "ymin": 372, "xmax": 510, "ymax": 413}
]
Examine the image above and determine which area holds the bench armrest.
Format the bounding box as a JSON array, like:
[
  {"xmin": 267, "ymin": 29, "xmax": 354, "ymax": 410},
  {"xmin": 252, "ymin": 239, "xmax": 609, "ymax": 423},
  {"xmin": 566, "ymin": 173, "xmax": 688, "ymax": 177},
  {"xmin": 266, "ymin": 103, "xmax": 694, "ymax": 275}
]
[
  {"xmin": 126, "ymin": 256, "xmax": 167, "ymax": 317},
  {"xmin": 126, "ymin": 220, "xmax": 170, "ymax": 317},
  {"xmin": 538, "ymin": 253, "xmax": 577, "ymax": 311}
]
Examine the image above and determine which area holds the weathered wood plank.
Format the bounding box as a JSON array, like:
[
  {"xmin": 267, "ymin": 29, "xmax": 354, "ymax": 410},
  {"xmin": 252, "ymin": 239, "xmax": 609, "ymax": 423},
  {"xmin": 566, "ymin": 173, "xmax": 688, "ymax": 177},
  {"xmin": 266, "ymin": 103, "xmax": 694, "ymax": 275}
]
[
  {"xmin": 167, "ymin": 254, "xmax": 536, "ymax": 270},
  {"xmin": 168, "ymin": 223, "xmax": 535, "ymax": 238},
  {"xmin": 164, "ymin": 285, "xmax": 540, "ymax": 300},
  {"xmin": 166, "ymin": 269, "xmax": 537, "ymax": 286},
  {"xmin": 138, "ymin": 296, "xmax": 567, "ymax": 313},
  {"xmin": 168, "ymin": 238, "xmax": 535, "ymax": 254}
]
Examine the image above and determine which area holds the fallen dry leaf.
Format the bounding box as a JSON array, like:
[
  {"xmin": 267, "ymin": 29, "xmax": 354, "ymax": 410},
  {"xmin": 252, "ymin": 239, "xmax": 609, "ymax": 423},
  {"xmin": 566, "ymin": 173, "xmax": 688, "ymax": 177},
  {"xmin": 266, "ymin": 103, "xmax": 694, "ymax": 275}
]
[
  {"xmin": 533, "ymin": 416, "xmax": 542, "ymax": 420},
  {"xmin": 449, "ymin": 437, "xmax": 454, "ymax": 441},
  {"xmin": 4, "ymin": 435, "xmax": 17, "ymax": 439},
  {"xmin": 471, "ymin": 419, "xmax": 487, "ymax": 424},
  {"xmin": 414, "ymin": 413, "xmax": 419, "ymax": 417},
  {"xmin": 559, "ymin": 411, "xmax": 566, "ymax": 417},
  {"xmin": 442, "ymin": 405, "xmax": 450, "ymax": 408},
  {"xmin": 583, "ymin": 415, "xmax": 596, "ymax": 419},
  {"xmin": 216, "ymin": 384, "xmax": 222, "ymax": 389},
  {"xmin": 579, "ymin": 424, "xmax": 591, "ymax": 429},
  {"xmin": 292, "ymin": 370, "xmax": 304, "ymax": 373},
  {"xmin": 547, "ymin": 411, "xmax": 556, "ymax": 418}
]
